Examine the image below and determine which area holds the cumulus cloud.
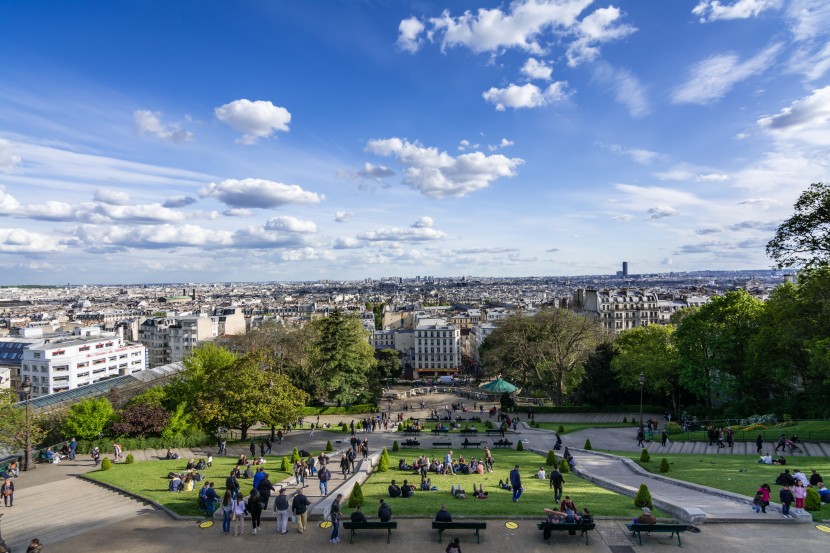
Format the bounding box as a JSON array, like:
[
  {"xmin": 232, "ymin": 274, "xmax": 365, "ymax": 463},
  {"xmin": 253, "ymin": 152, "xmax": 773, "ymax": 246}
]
[
  {"xmin": 738, "ymin": 197, "xmax": 779, "ymax": 207},
  {"xmin": 333, "ymin": 236, "xmax": 362, "ymax": 249},
  {"xmin": 279, "ymin": 247, "xmax": 333, "ymax": 262},
  {"xmin": 93, "ymin": 188, "xmax": 131, "ymax": 205},
  {"xmin": 200, "ymin": 178, "xmax": 324, "ymax": 208},
  {"xmin": 229, "ymin": 226, "xmax": 312, "ymax": 249},
  {"xmin": 0, "ymin": 186, "xmax": 21, "ymax": 215},
  {"xmin": 692, "ymin": 0, "xmax": 781, "ymax": 23},
  {"xmin": 96, "ymin": 203, "xmax": 186, "ymax": 224},
  {"xmin": 611, "ymin": 214, "xmax": 635, "ymax": 221},
  {"xmin": 0, "ymin": 139, "xmax": 21, "ymax": 173},
  {"xmin": 334, "ymin": 211, "xmax": 354, "ymax": 223},
  {"xmin": 672, "ymin": 44, "xmax": 782, "ymax": 105},
  {"xmin": 566, "ymin": 6, "xmax": 637, "ymax": 67},
  {"xmin": 696, "ymin": 173, "xmax": 729, "ymax": 182},
  {"xmin": 592, "ymin": 62, "xmax": 650, "ymax": 117},
  {"xmin": 488, "ymin": 138, "xmax": 514, "ymax": 151},
  {"xmin": 214, "ymin": 99, "xmax": 291, "ymax": 144},
  {"xmin": 482, "ymin": 82, "xmax": 568, "ymax": 110},
  {"xmin": 357, "ymin": 162, "xmax": 396, "ymax": 180},
  {"xmin": 646, "ymin": 206, "xmax": 679, "ymax": 219},
  {"xmin": 0, "ymin": 228, "xmax": 65, "ymax": 253},
  {"xmin": 604, "ymin": 143, "xmax": 659, "ymax": 165},
  {"xmin": 133, "ymin": 110, "xmax": 194, "ymax": 143},
  {"xmin": 223, "ymin": 208, "xmax": 253, "ymax": 217},
  {"xmin": 365, "ymin": 137, "xmax": 523, "ymax": 198},
  {"xmin": 263, "ymin": 215, "xmax": 317, "ymax": 233},
  {"xmin": 73, "ymin": 223, "xmax": 232, "ymax": 251},
  {"xmin": 757, "ymin": 86, "xmax": 830, "ymax": 145},
  {"xmin": 521, "ymin": 58, "xmax": 553, "ymax": 80},
  {"xmin": 397, "ymin": 17, "xmax": 426, "ymax": 53},
  {"xmin": 357, "ymin": 217, "xmax": 446, "ymax": 242},
  {"xmin": 20, "ymin": 201, "xmax": 79, "ymax": 222},
  {"xmin": 163, "ymin": 195, "xmax": 197, "ymax": 208}
]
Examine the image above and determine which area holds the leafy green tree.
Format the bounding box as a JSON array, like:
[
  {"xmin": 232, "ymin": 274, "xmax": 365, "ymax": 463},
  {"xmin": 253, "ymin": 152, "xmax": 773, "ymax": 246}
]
[
  {"xmin": 480, "ymin": 308, "xmax": 603, "ymax": 404},
  {"xmin": 611, "ymin": 325, "xmax": 682, "ymax": 413},
  {"xmin": 168, "ymin": 342, "xmax": 237, "ymax": 414},
  {"xmin": 161, "ymin": 403, "xmax": 197, "ymax": 440},
  {"xmin": 0, "ymin": 389, "xmax": 43, "ymax": 452},
  {"xmin": 767, "ymin": 182, "xmax": 830, "ymax": 269},
  {"xmin": 63, "ymin": 397, "xmax": 115, "ymax": 440},
  {"xmin": 125, "ymin": 385, "xmax": 167, "ymax": 408}
]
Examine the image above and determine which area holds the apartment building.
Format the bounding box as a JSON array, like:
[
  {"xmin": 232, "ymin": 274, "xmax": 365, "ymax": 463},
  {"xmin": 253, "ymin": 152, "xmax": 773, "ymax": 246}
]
[
  {"xmin": 413, "ymin": 318, "xmax": 460, "ymax": 378},
  {"xmin": 572, "ymin": 288, "xmax": 660, "ymax": 333},
  {"xmin": 139, "ymin": 308, "xmax": 245, "ymax": 367}
]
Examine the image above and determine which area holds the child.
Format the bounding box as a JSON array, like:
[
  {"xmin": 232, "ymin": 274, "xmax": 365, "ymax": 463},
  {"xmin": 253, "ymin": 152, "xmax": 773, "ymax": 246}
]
[
  {"xmin": 793, "ymin": 480, "xmax": 807, "ymax": 513},
  {"xmin": 780, "ymin": 485, "xmax": 795, "ymax": 518},
  {"xmin": 752, "ymin": 490, "xmax": 764, "ymax": 513},
  {"xmin": 756, "ymin": 483, "xmax": 770, "ymax": 513},
  {"xmin": 446, "ymin": 537, "xmax": 462, "ymax": 553}
]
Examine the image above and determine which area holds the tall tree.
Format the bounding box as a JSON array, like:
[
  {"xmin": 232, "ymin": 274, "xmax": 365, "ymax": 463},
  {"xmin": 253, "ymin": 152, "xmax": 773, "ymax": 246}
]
[
  {"xmin": 63, "ymin": 397, "xmax": 115, "ymax": 440},
  {"xmin": 611, "ymin": 324, "xmax": 682, "ymax": 413},
  {"xmin": 767, "ymin": 181, "xmax": 830, "ymax": 268},
  {"xmin": 0, "ymin": 389, "xmax": 43, "ymax": 452},
  {"xmin": 574, "ymin": 342, "xmax": 622, "ymax": 407},
  {"xmin": 480, "ymin": 308, "xmax": 603, "ymax": 404}
]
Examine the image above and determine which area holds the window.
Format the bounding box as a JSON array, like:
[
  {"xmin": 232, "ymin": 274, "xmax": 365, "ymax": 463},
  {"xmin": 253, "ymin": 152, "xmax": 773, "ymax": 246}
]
[{"xmin": 33, "ymin": 353, "xmax": 41, "ymax": 359}]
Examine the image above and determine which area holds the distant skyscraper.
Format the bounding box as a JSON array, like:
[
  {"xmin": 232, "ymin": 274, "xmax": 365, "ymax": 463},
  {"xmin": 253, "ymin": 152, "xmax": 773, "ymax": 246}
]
[{"xmin": 622, "ymin": 261, "xmax": 629, "ymax": 277}]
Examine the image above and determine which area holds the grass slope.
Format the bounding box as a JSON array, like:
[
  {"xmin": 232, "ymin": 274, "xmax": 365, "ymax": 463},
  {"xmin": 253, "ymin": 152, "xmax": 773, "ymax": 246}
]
[{"xmin": 667, "ymin": 421, "xmax": 830, "ymax": 443}]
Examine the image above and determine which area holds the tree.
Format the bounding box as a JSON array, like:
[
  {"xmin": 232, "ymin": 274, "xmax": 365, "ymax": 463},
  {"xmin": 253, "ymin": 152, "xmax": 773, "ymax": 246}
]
[
  {"xmin": 575, "ymin": 342, "xmax": 622, "ymax": 406},
  {"xmin": 480, "ymin": 308, "xmax": 603, "ymax": 404},
  {"xmin": 110, "ymin": 404, "xmax": 169, "ymax": 437},
  {"xmin": 63, "ymin": 397, "xmax": 115, "ymax": 440},
  {"xmin": 611, "ymin": 325, "xmax": 683, "ymax": 413},
  {"xmin": 767, "ymin": 182, "xmax": 830, "ymax": 268},
  {"xmin": 125, "ymin": 385, "xmax": 167, "ymax": 408},
  {"xmin": 634, "ymin": 484, "xmax": 653, "ymax": 509},
  {"xmin": 168, "ymin": 342, "xmax": 238, "ymax": 414},
  {"xmin": 0, "ymin": 389, "xmax": 43, "ymax": 452}
]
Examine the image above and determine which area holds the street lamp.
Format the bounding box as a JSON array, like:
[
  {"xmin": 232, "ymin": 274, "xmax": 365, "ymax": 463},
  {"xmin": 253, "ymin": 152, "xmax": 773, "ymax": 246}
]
[
  {"xmin": 638, "ymin": 373, "xmax": 646, "ymax": 429},
  {"xmin": 21, "ymin": 376, "xmax": 35, "ymax": 471}
]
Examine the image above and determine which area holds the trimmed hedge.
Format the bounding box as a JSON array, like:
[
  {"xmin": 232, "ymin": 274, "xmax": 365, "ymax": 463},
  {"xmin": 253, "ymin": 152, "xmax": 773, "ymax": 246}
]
[
  {"xmin": 634, "ymin": 484, "xmax": 653, "ymax": 509},
  {"xmin": 100, "ymin": 457, "xmax": 112, "ymax": 470},
  {"xmin": 74, "ymin": 431, "xmax": 212, "ymax": 455}
]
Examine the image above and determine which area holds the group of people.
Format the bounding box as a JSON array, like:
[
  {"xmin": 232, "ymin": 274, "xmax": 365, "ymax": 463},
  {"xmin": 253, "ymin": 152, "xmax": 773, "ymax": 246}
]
[
  {"xmin": 398, "ymin": 450, "xmax": 494, "ymax": 476},
  {"xmin": 754, "ymin": 468, "xmax": 825, "ymax": 517}
]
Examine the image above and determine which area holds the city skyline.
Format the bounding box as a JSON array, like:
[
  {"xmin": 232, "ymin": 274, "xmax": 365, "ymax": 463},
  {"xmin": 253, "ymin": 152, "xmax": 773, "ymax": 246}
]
[{"xmin": 1, "ymin": 1, "xmax": 828, "ymax": 284}]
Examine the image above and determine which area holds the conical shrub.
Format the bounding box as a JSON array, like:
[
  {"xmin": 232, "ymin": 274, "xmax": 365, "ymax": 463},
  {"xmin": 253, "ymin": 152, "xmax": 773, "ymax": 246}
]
[
  {"xmin": 806, "ymin": 487, "xmax": 821, "ymax": 511},
  {"xmin": 348, "ymin": 482, "xmax": 365, "ymax": 508},
  {"xmin": 325, "ymin": 440, "xmax": 333, "ymax": 452},
  {"xmin": 546, "ymin": 450, "xmax": 557, "ymax": 466},
  {"xmin": 640, "ymin": 448, "xmax": 651, "ymax": 462},
  {"xmin": 659, "ymin": 458, "xmax": 670, "ymax": 473},
  {"xmin": 377, "ymin": 448, "xmax": 390, "ymax": 472},
  {"xmin": 584, "ymin": 439, "xmax": 592, "ymax": 450},
  {"xmin": 558, "ymin": 458, "xmax": 570, "ymax": 474},
  {"xmin": 281, "ymin": 456, "xmax": 291, "ymax": 472},
  {"xmin": 392, "ymin": 441, "xmax": 399, "ymax": 452},
  {"xmin": 634, "ymin": 483, "xmax": 653, "ymax": 509},
  {"xmin": 291, "ymin": 447, "xmax": 301, "ymax": 463}
]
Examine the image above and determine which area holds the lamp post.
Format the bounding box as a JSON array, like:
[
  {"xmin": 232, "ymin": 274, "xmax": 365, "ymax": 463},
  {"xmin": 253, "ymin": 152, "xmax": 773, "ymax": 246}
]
[
  {"xmin": 638, "ymin": 373, "xmax": 646, "ymax": 429},
  {"xmin": 21, "ymin": 375, "xmax": 35, "ymax": 471}
]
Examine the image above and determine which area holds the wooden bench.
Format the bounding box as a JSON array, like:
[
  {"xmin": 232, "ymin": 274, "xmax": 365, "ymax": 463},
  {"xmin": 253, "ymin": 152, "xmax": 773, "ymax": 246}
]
[
  {"xmin": 432, "ymin": 521, "xmax": 487, "ymax": 543},
  {"xmin": 536, "ymin": 521, "xmax": 596, "ymax": 545},
  {"xmin": 343, "ymin": 521, "xmax": 398, "ymax": 544},
  {"xmin": 401, "ymin": 441, "xmax": 420, "ymax": 448},
  {"xmin": 431, "ymin": 428, "xmax": 449, "ymax": 434},
  {"xmin": 625, "ymin": 523, "xmax": 687, "ymax": 546},
  {"xmin": 460, "ymin": 429, "xmax": 479, "ymax": 435},
  {"xmin": 492, "ymin": 441, "xmax": 513, "ymax": 448},
  {"xmin": 485, "ymin": 430, "xmax": 507, "ymax": 436},
  {"xmin": 432, "ymin": 442, "xmax": 452, "ymax": 448},
  {"xmin": 461, "ymin": 442, "xmax": 482, "ymax": 448}
]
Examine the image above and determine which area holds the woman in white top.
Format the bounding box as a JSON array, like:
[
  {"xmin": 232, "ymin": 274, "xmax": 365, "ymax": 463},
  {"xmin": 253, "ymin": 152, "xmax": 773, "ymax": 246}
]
[{"xmin": 232, "ymin": 495, "xmax": 247, "ymax": 536}]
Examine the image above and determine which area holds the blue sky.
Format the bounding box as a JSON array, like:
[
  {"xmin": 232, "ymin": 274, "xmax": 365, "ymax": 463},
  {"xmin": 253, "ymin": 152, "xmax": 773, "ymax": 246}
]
[{"xmin": 1, "ymin": 0, "xmax": 829, "ymax": 284}]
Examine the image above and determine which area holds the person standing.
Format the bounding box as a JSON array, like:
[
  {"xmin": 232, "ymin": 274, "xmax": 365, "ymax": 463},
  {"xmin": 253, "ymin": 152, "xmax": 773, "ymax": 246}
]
[
  {"xmin": 329, "ymin": 493, "xmax": 342, "ymax": 543},
  {"xmin": 793, "ymin": 481, "xmax": 807, "ymax": 514},
  {"xmin": 510, "ymin": 464, "xmax": 523, "ymax": 502},
  {"xmin": 1, "ymin": 478, "xmax": 13, "ymax": 507},
  {"xmin": 780, "ymin": 485, "xmax": 795, "ymax": 518},
  {"xmin": 756, "ymin": 434, "xmax": 764, "ymax": 454},
  {"xmin": 249, "ymin": 441, "xmax": 256, "ymax": 458},
  {"xmin": 756, "ymin": 483, "xmax": 771, "ymax": 513},
  {"xmin": 549, "ymin": 467, "xmax": 564, "ymax": 503},
  {"xmin": 91, "ymin": 446, "xmax": 101, "ymax": 467},
  {"xmin": 247, "ymin": 489, "xmax": 262, "ymax": 535},
  {"xmin": 318, "ymin": 465, "xmax": 330, "ymax": 496},
  {"xmin": 69, "ymin": 437, "xmax": 77, "ymax": 461},
  {"xmin": 25, "ymin": 539, "xmax": 42, "ymax": 553},
  {"xmin": 273, "ymin": 488, "xmax": 290, "ymax": 534},
  {"xmin": 339, "ymin": 454, "xmax": 350, "ymax": 477},
  {"xmin": 661, "ymin": 430, "xmax": 668, "ymax": 447},
  {"xmin": 232, "ymin": 492, "xmax": 247, "ymax": 536},
  {"xmin": 292, "ymin": 488, "xmax": 311, "ymax": 533},
  {"xmin": 221, "ymin": 491, "xmax": 233, "ymax": 534}
]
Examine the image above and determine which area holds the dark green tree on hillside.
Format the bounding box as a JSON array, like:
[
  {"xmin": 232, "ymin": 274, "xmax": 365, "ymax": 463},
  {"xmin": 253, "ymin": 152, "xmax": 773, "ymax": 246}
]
[
  {"xmin": 611, "ymin": 325, "xmax": 682, "ymax": 413},
  {"xmin": 0, "ymin": 389, "xmax": 44, "ymax": 452},
  {"xmin": 767, "ymin": 182, "xmax": 830, "ymax": 269},
  {"xmin": 575, "ymin": 342, "xmax": 622, "ymax": 406}
]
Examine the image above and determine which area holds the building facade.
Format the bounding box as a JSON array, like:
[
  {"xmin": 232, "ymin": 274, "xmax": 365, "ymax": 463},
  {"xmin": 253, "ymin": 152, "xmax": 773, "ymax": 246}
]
[
  {"xmin": 572, "ymin": 288, "xmax": 660, "ymax": 333},
  {"xmin": 413, "ymin": 318, "xmax": 460, "ymax": 378}
]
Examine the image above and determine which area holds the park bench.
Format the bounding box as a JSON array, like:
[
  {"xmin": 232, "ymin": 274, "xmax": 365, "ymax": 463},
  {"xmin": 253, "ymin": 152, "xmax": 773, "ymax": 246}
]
[
  {"xmin": 401, "ymin": 440, "xmax": 420, "ymax": 448},
  {"xmin": 461, "ymin": 441, "xmax": 482, "ymax": 449},
  {"xmin": 0, "ymin": 455, "xmax": 18, "ymax": 477},
  {"xmin": 485, "ymin": 430, "xmax": 507, "ymax": 436},
  {"xmin": 492, "ymin": 440, "xmax": 513, "ymax": 448},
  {"xmin": 432, "ymin": 442, "xmax": 452, "ymax": 448},
  {"xmin": 343, "ymin": 521, "xmax": 398, "ymax": 544},
  {"xmin": 460, "ymin": 429, "xmax": 479, "ymax": 435},
  {"xmin": 431, "ymin": 428, "xmax": 449, "ymax": 434},
  {"xmin": 426, "ymin": 417, "xmax": 440, "ymax": 422},
  {"xmin": 625, "ymin": 523, "xmax": 688, "ymax": 546},
  {"xmin": 536, "ymin": 521, "xmax": 596, "ymax": 545},
  {"xmin": 402, "ymin": 429, "xmax": 421, "ymax": 435},
  {"xmin": 432, "ymin": 521, "xmax": 487, "ymax": 543}
]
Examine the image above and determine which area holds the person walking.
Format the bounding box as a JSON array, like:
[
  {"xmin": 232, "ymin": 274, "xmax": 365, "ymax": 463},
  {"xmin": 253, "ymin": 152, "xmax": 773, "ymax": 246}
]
[
  {"xmin": 247, "ymin": 489, "xmax": 262, "ymax": 535},
  {"xmin": 510, "ymin": 464, "xmax": 523, "ymax": 502},
  {"xmin": 318, "ymin": 465, "xmax": 330, "ymax": 496},
  {"xmin": 1, "ymin": 478, "xmax": 13, "ymax": 507},
  {"xmin": 549, "ymin": 467, "xmax": 564, "ymax": 503},
  {"xmin": 249, "ymin": 441, "xmax": 256, "ymax": 458},
  {"xmin": 756, "ymin": 434, "xmax": 763, "ymax": 454},
  {"xmin": 636, "ymin": 427, "xmax": 645, "ymax": 448},
  {"xmin": 273, "ymin": 488, "xmax": 290, "ymax": 534},
  {"xmin": 292, "ymin": 488, "xmax": 311, "ymax": 533},
  {"xmin": 329, "ymin": 493, "xmax": 342, "ymax": 543},
  {"xmin": 91, "ymin": 446, "xmax": 101, "ymax": 467},
  {"xmin": 339, "ymin": 454, "xmax": 349, "ymax": 477},
  {"xmin": 232, "ymin": 492, "xmax": 246, "ymax": 536}
]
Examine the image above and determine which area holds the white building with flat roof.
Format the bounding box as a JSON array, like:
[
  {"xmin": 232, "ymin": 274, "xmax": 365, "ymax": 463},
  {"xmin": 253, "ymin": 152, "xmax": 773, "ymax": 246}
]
[{"xmin": 413, "ymin": 318, "xmax": 460, "ymax": 378}]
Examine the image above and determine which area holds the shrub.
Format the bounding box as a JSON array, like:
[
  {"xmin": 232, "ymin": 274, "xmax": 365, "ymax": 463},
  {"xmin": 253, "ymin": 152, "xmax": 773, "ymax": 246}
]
[
  {"xmin": 584, "ymin": 439, "xmax": 592, "ymax": 450},
  {"xmin": 546, "ymin": 450, "xmax": 557, "ymax": 466},
  {"xmin": 291, "ymin": 448, "xmax": 301, "ymax": 463},
  {"xmin": 100, "ymin": 457, "xmax": 112, "ymax": 471},
  {"xmin": 516, "ymin": 440, "xmax": 524, "ymax": 451},
  {"xmin": 325, "ymin": 440, "xmax": 333, "ymax": 452},
  {"xmin": 63, "ymin": 397, "xmax": 115, "ymax": 440},
  {"xmin": 665, "ymin": 422, "xmax": 683, "ymax": 435},
  {"xmin": 806, "ymin": 487, "xmax": 821, "ymax": 511},
  {"xmin": 281, "ymin": 456, "xmax": 291, "ymax": 472},
  {"xmin": 377, "ymin": 448, "xmax": 390, "ymax": 472},
  {"xmin": 558, "ymin": 425, "xmax": 565, "ymax": 434},
  {"xmin": 640, "ymin": 448, "xmax": 651, "ymax": 463},
  {"xmin": 485, "ymin": 420, "xmax": 494, "ymax": 429},
  {"xmin": 125, "ymin": 453, "xmax": 135, "ymax": 464},
  {"xmin": 634, "ymin": 484, "xmax": 653, "ymax": 509},
  {"xmin": 348, "ymin": 482, "xmax": 365, "ymax": 508},
  {"xmin": 392, "ymin": 441, "xmax": 399, "ymax": 452},
  {"xmin": 558, "ymin": 459, "xmax": 570, "ymax": 474},
  {"xmin": 341, "ymin": 422, "xmax": 348, "ymax": 432},
  {"xmin": 623, "ymin": 416, "xmax": 628, "ymax": 423},
  {"xmin": 659, "ymin": 458, "xmax": 670, "ymax": 473},
  {"xmin": 74, "ymin": 431, "xmax": 212, "ymax": 455}
]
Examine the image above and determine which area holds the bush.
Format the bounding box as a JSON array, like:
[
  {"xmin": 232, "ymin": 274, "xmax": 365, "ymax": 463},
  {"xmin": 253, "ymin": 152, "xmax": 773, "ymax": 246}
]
[
  {"xmin": 516, "ymin": 440, "xmax": 524, "ymax": 451},
  {"xmin": 63, "ymin": 397, "xmax": 115, "ymax": 440},
  {"xmin": 392, "ymin": 441, "xmax": 399, "ymax": 452},
  {"xmin": 485, "ymin": 420, "xmax": 494, "ymax": 429},
  {"xmin": 100, "ymin": 457, "xmax": 112, "ymax": 471},
  {"xmin": 326, "ymin": 440, "xmax": 333, "ymax": 452},
  {"xmin": 291, "ymin": 448, "xmax": 301, "ymax": 463},
  {"xmin": 623, "ymin": 416, "xmax": 628, "ymax": 423},
  {"xmin": 348, "ymin": 482, "xmax": 365, "ymax": 508},
  {"xmin": 659, "ymin": 458, "xmax": 670, "ymax": 473},
  {"xmin": 584, "ymin": 439, "xmax": 592, "ymax": 450},
  {"xmin": 125, "ymin": 453, "xmax": 135, "ymax": 464},
  {"xmin": 546, "ymin": 450, "xmax": 557, "ymax": 466},
  {"xmin": 806, "ymin": 487, "xmax": 822, "ymax": 511},
  {"xmin": 640, "ymin": 448, "xmax": 651, "ymax": 462},
  {"xmin": 634, "ymin": 484, "xmax": 653, "ymax": 509},
  {"xmin": 558, "ymin": 459, "xmax": 570, "ymax": 474},
  {"xmin": 281, "ymin": 456, "xmax": 291, "ymax": 472},
  {"xmin": 377, "ymin": 448, "xmax": 390, "ymax": 472},
  {"xmin": 558, "ymin": 425, "xmax": 565, "ymax": 434},
  {"xmin": 74, "ymin": 430, "xmax": 213, "ymax": 455},
  {"xmin": 665, "ymin": 422, "xmax": 683, "ymax": 435}
]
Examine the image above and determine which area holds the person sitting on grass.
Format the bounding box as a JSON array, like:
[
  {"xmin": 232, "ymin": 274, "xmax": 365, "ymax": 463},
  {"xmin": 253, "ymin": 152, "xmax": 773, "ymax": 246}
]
[
  {"xmin": 168, "ymin": 474, "xmax": 183, "ymax": 492},
  {"xmin": 472, "ymin": 483, "xmax": 488, "ymax": 499},
  {"xmin": 398, "ymin": 459, "xmax": 413, "ymax": 471},
  {"xmin": 817, "ymin": 483, "xmax": 830, "ymax": 503},
  {"xmin": 388, "ymin": 480, "xmax": 401, "ymax": 498},
  {"xmin": 401, "ymin": 479, "xmax": 415, "ymax": 498},
  {"xmin": 450, "ymin": 484, "xmax": 466, "ymax": 499},
  {"xmin": 420, "ymin": 476, "xmax": 432, "ymax": 491},
  {"xmin": 757, "ymin": 453, "xmax": 773, "ymax": 464}
]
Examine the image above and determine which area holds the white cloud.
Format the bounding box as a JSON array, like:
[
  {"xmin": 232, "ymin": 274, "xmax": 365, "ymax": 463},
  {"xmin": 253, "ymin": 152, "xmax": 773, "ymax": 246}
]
[
  {"xmin": 661, "ymin": 257, "xmax": 673, "ymax": 265},
  {"xmin": 696, "ymin": 227, "xmax": 721, "ymax": 235},
  {"xmin": 757, "ymin": 86, "xmax": 830, "ymax": 145},
  {"xmin": 223, "ymin": 208, "xmax": 253, "ymax": 217},
  {"xmin": 692, "ymin": 0, "xmax": 781, "ymax": 23},
  {"xmin": 214, "ymin": 99, "xmax": 291, "ymax": 144},
  {"xmin": 357, "ymin": 218, "xmax": 447, "ymax": 242},
  {"xmin": 97, "ymin": 203, "xmax": 186, "ymax": 224},
  {"xmin": 482, "ymin": 82, "xmax": 568, "ymax": 111},
  {"xmin": 566, "ymin": 6, "xmax": 637, "ymax": 67},
  {"xmin": 279, "ymin": 247, "xmax": 333, "ymax": 262},
  {"xmin": 229, "ymin": 226, "xmax": 312, "ymax": 249},
  {"xmin": 611, "ymin": 214, "xmax": 635, "ymax": 221},
  {"xmin": 675, "ymin": 241, "xmax": 727, "ymax": 254},
  {"xmin": 521, "ymin": 58, "xmax": 553, "ymax": 80},
  {"xmin": 488, "ymin": 138, "xmax": 515, "ymax": 151},
  {"xmin": 672, "ymin": 44, "xmax": 782, "ymax": 105},
  {"xmin": 412, "ymin": 216, "xmax": 434, "ymax": 228},
  {"xmin": 615, "ymin": 184, "xmax": 705, "ymax": 208},
  {"xmin": 785, "ymin": 0, "xmax": 830, "ymax": 41},
  {"xmin": 334, "ymin": 211, "xmax": 354, "ymax": 223},
  {"xmin": 0, "ymin": 139, "xmax": 21, "ymax": 173},
  {"xmin": 333, "ymin": 237, "xmax": 362, "ymax": 249},
  {"xmin": 604, "ymin": 143, "xmax": 659, "ymax": 165},
  {"xmin": 647, "ymin": 206, "xmax": 679, "ymax": 219},
  {"xmin": 163, "ymin": 195, "xmax": 197, "ymax": 208},
  {"xmin": 365, "ymin": 137, "xmax": 523, "ymax": 198},
  {"xmin": 73, "ymin": 223, "xmax": 233, "ymax": 251},
  {"xmin": 397, "ymin": 17, "xmax": 426, "ymax": 53},
  {"xmin": 696, "ymin": 173, "xmax": 730, "ymax": 182},
  {"xmin": 20, "ymin": 201, "xmax": 78, "ymax": 221},
  {"xmin": 357, "ymin": 162, "xmax": 396, "ymax": 180},
  {"xmin": 200, "ymin": 178, "xmax": 324, "ymax": 208},
  {"xmin": 0, "ymin": 228, "xmax": 65, "ymax": 253},
  {"xmin": 263, "ymin": 215, "xmax": 317, "ymax": 233},
  {"xmin": 133, "ymin": 110, "xmax": 194, "ymax": 143},
  {"xmin": 737, "ymin": 197, "xmax": 778, "ymax": 208},
  {"xmin": 735, "ymin": 132, "xmax": 750, "ymax": 140},
  {"xmin": 93, "ymin": 188, "xmax": 131, "ymax": 205},
  {"xmin": 592, "ymin": 62, "xmax": 650, "ymax": 117},
  {"xmin": 0, "ymin": 186, "xmax": 21, "ymax": 214}
]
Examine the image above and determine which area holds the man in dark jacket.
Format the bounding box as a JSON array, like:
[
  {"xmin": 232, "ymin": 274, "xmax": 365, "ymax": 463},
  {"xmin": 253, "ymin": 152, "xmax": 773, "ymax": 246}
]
[
  {"xmin": 549, "ymin": 468, "xmax": 564, "ymax": 502},
  {"xmin": 435, "ymin": 504, "xmax": 452, "ymax": 522},
  {"xmin": 775, "ymin": 469, "xmax": 795, "ymax": 487},
  {"xmin": 257, "ymin": 474, "xmax": 274, "ymax": 509},
  {"xmin": 292, "ymin": 489, "xmax": 311, "ymax": 533},
  {"xmin": 318, "ymin": 466, "xmax": 331, "ymax": 496},
  {"xmin": 350, "ymin": 505, "xmax": 368, "ymax": 523},
  {"xmin": 378, "ymin": 499, "xmax": 392, "ymax": 522},
  {"xmin": 225, "ymin": 471, "xmax": 240, "ymax": 498},
  {"xmin": 780, "ymin": 485, "xmax": 795, "ymax": 518},
  {"xmin": 510, "ymin": 464, "xmax": 522, "ymax": 502}
]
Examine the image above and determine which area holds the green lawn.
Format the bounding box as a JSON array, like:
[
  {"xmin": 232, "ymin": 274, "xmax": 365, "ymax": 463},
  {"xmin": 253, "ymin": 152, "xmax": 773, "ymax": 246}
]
[
  {"xmin": 86, "ymin": 455, "xmax": 298, "ymax": 516},
  {"xmin": 357, "ymin": 448, "xmax": 665, "ymax": 518},
  {"xmin": 534, "ymin": 422, "xmax": 634, "ymax": 434},
  {"xmin": 666, "ymin": 421, "xmax": 830, "ymax": 442}
]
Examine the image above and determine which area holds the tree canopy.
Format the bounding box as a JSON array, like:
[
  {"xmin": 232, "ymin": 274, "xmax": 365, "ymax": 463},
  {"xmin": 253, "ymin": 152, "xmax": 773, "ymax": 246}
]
[
  {"xmin": 767, "ymin": 181, "xmax": 830, "ymax": 269},
  {"xmin": 611, "ymin": 324, "xmax": 682, "ymax": 412}
]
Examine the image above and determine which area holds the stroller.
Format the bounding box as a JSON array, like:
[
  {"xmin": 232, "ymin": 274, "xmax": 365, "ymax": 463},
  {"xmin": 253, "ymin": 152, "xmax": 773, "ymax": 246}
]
[{"xmin": 785, "ymin": 439, "xmax": 801, "ymax": 453}]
